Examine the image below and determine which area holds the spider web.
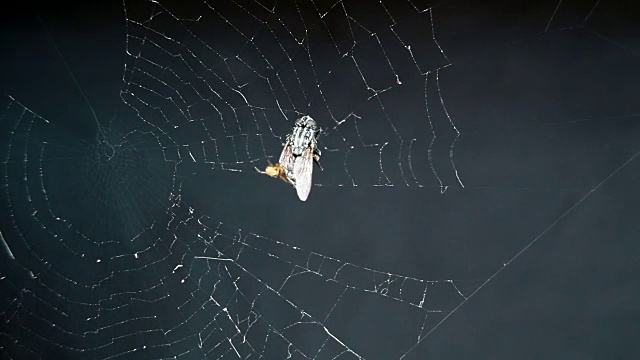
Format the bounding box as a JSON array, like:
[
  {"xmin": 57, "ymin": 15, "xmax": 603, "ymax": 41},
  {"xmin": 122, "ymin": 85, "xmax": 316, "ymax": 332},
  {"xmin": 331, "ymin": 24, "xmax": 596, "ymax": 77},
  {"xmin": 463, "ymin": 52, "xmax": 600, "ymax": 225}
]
[
  {"xmin": 116, "ymin": 0, "xmax": 466, "ymax": 192},
  {"xmin": 1, "ymin": 0, "xmax": 639, "ymax": 359}
]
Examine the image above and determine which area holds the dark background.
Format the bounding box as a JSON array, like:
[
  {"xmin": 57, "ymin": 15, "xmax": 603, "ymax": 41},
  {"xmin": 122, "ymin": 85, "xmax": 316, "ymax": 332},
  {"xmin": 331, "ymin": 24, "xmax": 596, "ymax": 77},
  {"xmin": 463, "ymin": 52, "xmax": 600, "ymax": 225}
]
[{"xmin": 1, "ymin": 0, "xmax": 639, "ymax": 359}]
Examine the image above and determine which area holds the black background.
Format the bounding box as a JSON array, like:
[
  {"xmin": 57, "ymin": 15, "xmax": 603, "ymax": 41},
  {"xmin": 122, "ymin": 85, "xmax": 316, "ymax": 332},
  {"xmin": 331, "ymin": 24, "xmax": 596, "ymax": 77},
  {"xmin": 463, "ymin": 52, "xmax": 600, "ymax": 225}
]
[{"xmin": 1, "ymin": 0, "xmax": 639, "ymax": 359}]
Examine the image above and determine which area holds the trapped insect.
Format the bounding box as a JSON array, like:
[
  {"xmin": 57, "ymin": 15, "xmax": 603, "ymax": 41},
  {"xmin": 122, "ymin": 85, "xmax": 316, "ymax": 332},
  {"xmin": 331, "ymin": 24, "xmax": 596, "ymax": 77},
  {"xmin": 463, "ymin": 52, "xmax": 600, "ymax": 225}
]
[{"xmin": 255, "ymin": 115, "xmax": 322, "ymax": 201}]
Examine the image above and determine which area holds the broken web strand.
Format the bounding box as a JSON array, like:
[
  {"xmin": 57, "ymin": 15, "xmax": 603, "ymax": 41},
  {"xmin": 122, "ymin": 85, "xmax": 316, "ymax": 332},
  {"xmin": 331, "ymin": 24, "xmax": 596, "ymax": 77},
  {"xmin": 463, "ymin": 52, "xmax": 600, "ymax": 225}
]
[{"xmin": 151, "ymin": 200, "xmax": 472, "ymax": 358}]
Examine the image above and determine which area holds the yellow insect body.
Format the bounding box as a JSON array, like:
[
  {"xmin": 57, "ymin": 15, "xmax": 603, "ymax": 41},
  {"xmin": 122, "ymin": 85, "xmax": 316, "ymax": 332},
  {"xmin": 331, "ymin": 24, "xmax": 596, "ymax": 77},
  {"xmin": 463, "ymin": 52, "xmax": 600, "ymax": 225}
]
[{"xmin": 256, "ymin": 163, "xmax": 290, "ymax": 184}]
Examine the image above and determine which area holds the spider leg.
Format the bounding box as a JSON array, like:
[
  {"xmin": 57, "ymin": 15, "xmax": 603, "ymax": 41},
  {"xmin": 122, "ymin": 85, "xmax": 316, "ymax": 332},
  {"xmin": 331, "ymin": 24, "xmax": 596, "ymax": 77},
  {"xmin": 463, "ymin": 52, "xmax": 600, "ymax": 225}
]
[
  {"xmin": 313, "ymin": 154, "xmax": 323, "ymax": 171},
  {"xmin": 279, "ymin": 172, "xmax": 291, "ymax": 184},
  {"xmin": 311, "ymin": 145, "xmax": 323, "ymax": 171},
  {"xmin": 255, "ymin": 166, "xmax": 277, "ymax": 177}
]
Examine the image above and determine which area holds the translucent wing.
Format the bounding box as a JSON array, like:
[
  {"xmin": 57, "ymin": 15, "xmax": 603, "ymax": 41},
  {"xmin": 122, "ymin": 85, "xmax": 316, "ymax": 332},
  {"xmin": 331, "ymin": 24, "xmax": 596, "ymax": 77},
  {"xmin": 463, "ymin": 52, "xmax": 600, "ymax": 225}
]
[
  {"xmin": 292, "ymin": 147, "xmax": 314, "ymax": 201},
  {"xmin": 278, "ymin": 142, "xmax": 295, "ymax": 176}
]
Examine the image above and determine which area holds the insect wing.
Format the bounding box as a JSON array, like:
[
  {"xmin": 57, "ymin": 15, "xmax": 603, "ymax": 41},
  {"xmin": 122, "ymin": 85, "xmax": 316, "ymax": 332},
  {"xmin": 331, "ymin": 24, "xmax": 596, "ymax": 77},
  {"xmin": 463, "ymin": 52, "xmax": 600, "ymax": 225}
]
[
  {"xmin": 278, "ymin": 142, "xmax": 296, "ymax": 178},
  {"xmin": 292, "ymin": 147, "xmax": 315, "ymax": 201}
]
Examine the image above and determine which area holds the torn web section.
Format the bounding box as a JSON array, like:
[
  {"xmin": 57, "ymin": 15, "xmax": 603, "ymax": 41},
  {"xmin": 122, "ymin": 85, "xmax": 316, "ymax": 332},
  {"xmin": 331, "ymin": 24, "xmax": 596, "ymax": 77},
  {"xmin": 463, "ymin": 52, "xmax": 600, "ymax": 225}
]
[
  {"xmin": 188, "ymin": 216, "xmax": 468, "ymax": 359},
  {"xmin": 158, "ymin": 204, "xmax": 349, "ymax": 360}
]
